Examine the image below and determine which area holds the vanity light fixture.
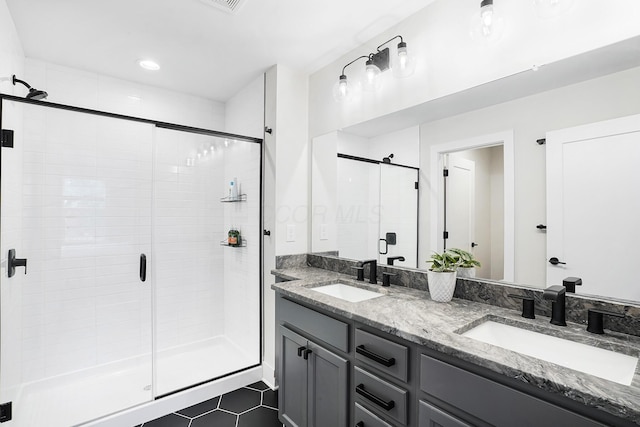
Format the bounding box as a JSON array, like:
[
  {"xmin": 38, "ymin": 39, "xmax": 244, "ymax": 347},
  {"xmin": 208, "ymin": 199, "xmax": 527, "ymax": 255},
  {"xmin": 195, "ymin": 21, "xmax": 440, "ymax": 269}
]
[
  {"xmin": 333, "ymin": 35, "xmax": 414, "ymax": 102},
  {"xmin": 470, "ymin": 0, "xmax": 504, "ymax": 41},
  {"xmin": 138, "ymin": 59, "xmax": 160, "ymax": 71}
]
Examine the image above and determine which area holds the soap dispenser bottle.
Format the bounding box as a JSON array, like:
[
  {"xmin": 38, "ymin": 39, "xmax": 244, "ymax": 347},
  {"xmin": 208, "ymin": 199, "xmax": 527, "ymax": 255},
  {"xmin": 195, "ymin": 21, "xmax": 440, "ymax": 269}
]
[{"xmin": 229, "ymin": 177, "xmax": 238, "ymax": 200}]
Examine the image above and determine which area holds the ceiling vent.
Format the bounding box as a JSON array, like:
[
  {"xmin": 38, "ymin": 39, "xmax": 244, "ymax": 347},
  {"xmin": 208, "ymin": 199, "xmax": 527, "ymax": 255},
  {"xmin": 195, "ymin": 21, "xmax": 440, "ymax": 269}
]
[{"xmin": 200, "ymin": 0, "xmax": 247, "ymax": 14}]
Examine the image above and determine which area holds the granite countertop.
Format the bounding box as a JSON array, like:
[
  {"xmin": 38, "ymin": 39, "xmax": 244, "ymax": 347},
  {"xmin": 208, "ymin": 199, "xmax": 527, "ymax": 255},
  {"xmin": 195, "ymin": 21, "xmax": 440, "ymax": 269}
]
[{"xmin": 271, "ymin": 266, "xmax": 640, "ymax": 425}]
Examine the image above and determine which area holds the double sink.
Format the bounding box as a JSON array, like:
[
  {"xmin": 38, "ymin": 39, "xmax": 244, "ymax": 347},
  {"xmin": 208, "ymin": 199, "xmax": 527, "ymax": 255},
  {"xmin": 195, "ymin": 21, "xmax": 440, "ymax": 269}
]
[{"xmin": 309, "ymin": 281, "xmax": 639, "ymax": 386}]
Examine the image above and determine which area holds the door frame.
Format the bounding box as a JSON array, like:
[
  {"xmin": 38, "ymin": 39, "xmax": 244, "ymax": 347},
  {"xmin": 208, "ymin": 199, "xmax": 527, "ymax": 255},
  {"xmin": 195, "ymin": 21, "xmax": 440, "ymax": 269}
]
[{"xmin": 429, "ymin": 130, "xmax": 514, "ymax": 282}]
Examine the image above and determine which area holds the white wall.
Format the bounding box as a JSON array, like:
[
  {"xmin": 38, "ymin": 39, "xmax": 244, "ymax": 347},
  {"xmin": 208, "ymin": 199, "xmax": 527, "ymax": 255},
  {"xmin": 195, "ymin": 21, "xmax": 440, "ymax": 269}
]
[
  {"xmin": 261, "ymin": 64, "xmax": 309, "ymax": 386},
  {"xmin": 309, "ymin": 0, "xmax": 640, "ymax": 138},
  {"xmin": 0, "ymin": 0, "xmax": 26, "ymax": 394},
  {"xmin": 225, "ymin": 74, "xmax": 265, "ymax": 139},
  {"xmin": 273, "ymin": 66, "xmax": 309, "ymax": 256},
  {"xmin": 420, "ymin": 66, "xmax": 640, "ymax": 287},
  {"xmin": 0, "ymin": 0, "xmax": 24, "ymax": 94},
  {"xmin": 24, "ymin": 58, "xmax": 225, "ymax": 130},
  {"xmin": 311, "ymin": 132, "xmax": 338, "ymax": 254}
]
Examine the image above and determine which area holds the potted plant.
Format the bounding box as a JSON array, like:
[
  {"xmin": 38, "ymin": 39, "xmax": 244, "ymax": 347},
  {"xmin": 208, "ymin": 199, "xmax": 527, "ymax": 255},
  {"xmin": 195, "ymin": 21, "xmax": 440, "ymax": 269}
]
[
  {"xmin": 449, "ymin": 248, "xmax": 481, "ymax": 278},
  {"xmin": 426, "ymin": 250, "xmax": 462, "ymax": 302}
]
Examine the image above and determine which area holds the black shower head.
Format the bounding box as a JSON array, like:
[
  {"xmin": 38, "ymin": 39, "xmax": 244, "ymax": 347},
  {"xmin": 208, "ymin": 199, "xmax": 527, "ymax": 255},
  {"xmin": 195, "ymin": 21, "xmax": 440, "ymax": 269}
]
[
  {"xmin": 382, "ymin": 153, "xmax": 394, "ymax": 163},
  {"xmin": 12, "ymin": 74, "xmax": 48, "ymax": 100}
]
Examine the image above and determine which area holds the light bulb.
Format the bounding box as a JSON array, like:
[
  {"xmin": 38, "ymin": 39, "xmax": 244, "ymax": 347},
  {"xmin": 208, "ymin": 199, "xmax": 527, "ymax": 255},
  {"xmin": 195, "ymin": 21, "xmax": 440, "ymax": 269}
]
[
  {"xmin": 470, "ymin": 0, "xmax": 504, "ymax": 41},
  {"xmin": 363, "ymin": 60, "xmax": 382, "ymax": 92},
  {"xmin": 392, "ymin": 41, "xmax": 416, "ymax": 78},
  {"xmin": 481, "ymin": 4, "xmax": 494, "ymax": 36},
  {"xmin": 332, "ymin": 74, "xmax": 352, "ymax": 102}
]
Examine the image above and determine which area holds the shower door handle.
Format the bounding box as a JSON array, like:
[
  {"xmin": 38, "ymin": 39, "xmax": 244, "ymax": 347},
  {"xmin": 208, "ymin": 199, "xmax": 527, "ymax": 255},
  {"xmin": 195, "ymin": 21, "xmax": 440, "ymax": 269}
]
[
  {"xmin": 7, "ymin": 249, "xmax": 27, "ymax": 277},
  {"xmin": 139, "ymin": 254, "xmax": 147, "ymax": 282}
]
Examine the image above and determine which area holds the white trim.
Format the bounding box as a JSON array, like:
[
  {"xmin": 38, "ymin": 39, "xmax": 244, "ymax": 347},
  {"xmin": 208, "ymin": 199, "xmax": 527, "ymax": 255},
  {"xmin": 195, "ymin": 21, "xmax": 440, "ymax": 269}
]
[
  {"xmin": 261, "ymin": 362, "xmax": 276, "ymax": 390},
  {"xmin": 429, "ymin": 130, "xmax": 514, "ymax": 282}
]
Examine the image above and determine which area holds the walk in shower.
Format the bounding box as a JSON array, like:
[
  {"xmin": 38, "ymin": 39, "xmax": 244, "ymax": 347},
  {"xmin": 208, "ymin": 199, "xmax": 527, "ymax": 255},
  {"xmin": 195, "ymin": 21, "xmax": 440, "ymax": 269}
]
[{"xmin": 0, "ymin": 95, "xmax": 262, "ymax": 426}]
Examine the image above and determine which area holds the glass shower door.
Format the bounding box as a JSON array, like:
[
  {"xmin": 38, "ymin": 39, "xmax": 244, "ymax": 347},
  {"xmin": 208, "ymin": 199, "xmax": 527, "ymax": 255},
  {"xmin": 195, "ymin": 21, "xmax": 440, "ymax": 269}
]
[
  {"xmin": 0, "ymin": 101, "xmax": 154, "ymax": 426},
  {"xmin": 153, "ymin": 128, "xmax": 261, "ymax": 396}
]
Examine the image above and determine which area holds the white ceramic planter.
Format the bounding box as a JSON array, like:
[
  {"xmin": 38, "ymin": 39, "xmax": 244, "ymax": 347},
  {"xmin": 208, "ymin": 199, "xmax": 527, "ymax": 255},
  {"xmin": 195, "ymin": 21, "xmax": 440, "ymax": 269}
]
[
  {"xmin": 427, "ymin": 270, "xmax": 458, "ymax": 302},
  {"xmin": 457, "ymin": 267, "xmax": 476, "ymax": 278}
]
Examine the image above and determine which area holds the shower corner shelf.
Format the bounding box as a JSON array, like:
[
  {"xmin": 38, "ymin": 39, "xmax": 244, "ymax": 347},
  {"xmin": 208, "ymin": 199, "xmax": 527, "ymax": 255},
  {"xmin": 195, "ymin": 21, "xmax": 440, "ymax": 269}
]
[
  {"xmin": 220, "ymin": 194, "xmax": 247, "ymax": 202},
  {"xmin": 220, "ymin": 240, "xmax": 247, "ymax": 248}
]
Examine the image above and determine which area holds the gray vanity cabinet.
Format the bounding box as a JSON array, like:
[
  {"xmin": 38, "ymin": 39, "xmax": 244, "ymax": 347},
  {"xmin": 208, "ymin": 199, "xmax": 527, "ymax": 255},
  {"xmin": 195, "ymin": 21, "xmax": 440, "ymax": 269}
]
[
  {"xmin": 280, "ymin": 326, "xmax": 349, "ymax": 427},
  {"xmin": 275, "ymin": 291, "xmax": 633, "ymax": 427},
  {"xmin": 418, "ymin": 400, "xmax": 473, "ymax": 427},
  {"xmin": 419, "ymin": 353, "xmax": 611, "ymax": 427},
  {"xmin": 277, "ymin": 296, "xmax": 350, "ymax": 427}
]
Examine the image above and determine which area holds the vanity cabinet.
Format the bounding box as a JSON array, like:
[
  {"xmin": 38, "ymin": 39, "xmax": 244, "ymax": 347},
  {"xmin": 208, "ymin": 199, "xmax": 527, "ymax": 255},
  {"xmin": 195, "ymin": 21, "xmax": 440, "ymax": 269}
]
[
  {"xmin": 418, "ymin": 400, "xmax": 473, "ymax": 427},
  {"xmin": 419, "ymin": 353, "xmax": 610, "ymax": 427},
  {"xmin": 275, "ymin": 292, "xmax": 633, "ymax": 427},
  {"xmin": 277, "ymin": 297, "xmax": 349, "ymax": 427},
  {"xmin": 280, "ymin": 326, "xmax": 348, "ymax": 427},
  {"xmin": 353, "ymin": 327, "xmax": 412, "ymax": 426}
]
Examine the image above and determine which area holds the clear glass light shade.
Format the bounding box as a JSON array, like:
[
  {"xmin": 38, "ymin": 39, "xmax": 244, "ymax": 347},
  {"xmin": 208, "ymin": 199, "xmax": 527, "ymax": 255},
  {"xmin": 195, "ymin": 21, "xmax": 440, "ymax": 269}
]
[
  {"xmin": 533, "ymin": 0, "xmax": 574, "ymax": 18},
  {"xmin": 362, "ymin": 61, "xmax": 382, "ymax": 92},
  {"xmin": 469, "ymin": 1, "xmax": 504, "ymax": 41},
  {"xmin": 332, "ymin": 75, "xmax": 353, "ymax": 102},
  {"xmin": 391, "ymin": 43, "xmax": 416, "ymax": 78}
]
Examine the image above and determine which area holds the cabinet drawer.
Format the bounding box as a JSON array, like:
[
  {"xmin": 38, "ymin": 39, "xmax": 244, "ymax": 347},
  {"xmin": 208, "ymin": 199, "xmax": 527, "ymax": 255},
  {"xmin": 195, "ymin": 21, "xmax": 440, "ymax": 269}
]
[
  {"xmin": 420, "ymin": 354, "xmax": 606, "ymax": 427},
  {"xmin": 279, "ymin": 297, "xmax": 349, "ymax": 352},
  {"xmin": 354, "ymin": 366, "xmax": 408, "ymax": 425},
  {"xmin": 355, "ymin": 402, "xmax": 393, "ymax": 427},
  {"xmin": 355, "ymin": 328, "xmax": 408, "ymax": 382},
  {"xmin": 419, "ymin": 400, "xmax": 473, "ymax": 427}
]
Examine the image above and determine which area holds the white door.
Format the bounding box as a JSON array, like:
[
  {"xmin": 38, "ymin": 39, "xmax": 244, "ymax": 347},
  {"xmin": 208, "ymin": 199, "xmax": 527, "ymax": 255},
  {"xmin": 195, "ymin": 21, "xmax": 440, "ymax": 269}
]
[
  {"xmin": 0, "ymin": 101, "xmax": 154, "ymax": 427},
  {"xmin": 445, "ymin": 155, "xmax": 475, "ymax": 253},
  {"xmin": 378, "ymin": 164, "xmax": 418, "ymax": 267},
  {"xmin": 546, "ymin": 114, "xmax": 640, "ymax": 301}
]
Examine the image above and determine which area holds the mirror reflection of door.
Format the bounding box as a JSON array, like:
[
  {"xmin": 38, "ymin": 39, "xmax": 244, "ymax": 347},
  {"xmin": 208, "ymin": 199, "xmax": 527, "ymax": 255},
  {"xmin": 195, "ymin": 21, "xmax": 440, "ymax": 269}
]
[
  {"xmin": 441, "ymin": 146, "xmax": 504, "ymax": 280},
  {"xmin": 379, "ymin": 164, "xmax": 418, "ymax": 268},
  {"xmin": 444, "ymin": 155, "xmax": 475, "ymax": 252},
  {"xmin": 336, "ymin": 157, "xmax": 418, "ymax": 267},
  {"xmin": 546, "ymin": 114, "xmax": 640, "ymax": 302},
  {"xmin": 336, "ymin": 158, "xmax": 380, "ymax": 261}
]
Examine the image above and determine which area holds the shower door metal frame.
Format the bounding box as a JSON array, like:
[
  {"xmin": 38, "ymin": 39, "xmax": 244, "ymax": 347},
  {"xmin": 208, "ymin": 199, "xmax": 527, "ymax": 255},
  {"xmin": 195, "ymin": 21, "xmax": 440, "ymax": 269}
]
[{"xmin": 0, "ymin": 93, "xmax": 264, "ymax": 403}]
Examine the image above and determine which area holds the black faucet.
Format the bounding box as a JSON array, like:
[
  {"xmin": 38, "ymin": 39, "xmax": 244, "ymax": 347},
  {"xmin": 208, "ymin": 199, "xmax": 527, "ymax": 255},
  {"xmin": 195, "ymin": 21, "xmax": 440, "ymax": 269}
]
[
  {"xmin": 360, "ymin": 260, "xmax": 377, "ymax": 284},
  {"xmin": 543, "ymin": 285, "xmax": 567, "ymax": 326},
  {"xmin": 387, "ymin": 256, "xmax": 405, "ymax": 266}
]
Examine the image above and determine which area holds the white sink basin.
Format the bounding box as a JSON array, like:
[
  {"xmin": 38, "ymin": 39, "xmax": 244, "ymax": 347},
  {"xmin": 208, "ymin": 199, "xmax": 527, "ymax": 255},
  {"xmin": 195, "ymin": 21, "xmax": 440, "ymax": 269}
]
[
  {"xmin": 462, "ymin": 320, "xmax": 638, "ymax": 386},
  {"xmin": 310, "ymin": 283, "xmax": 383, "ymax": 303}
]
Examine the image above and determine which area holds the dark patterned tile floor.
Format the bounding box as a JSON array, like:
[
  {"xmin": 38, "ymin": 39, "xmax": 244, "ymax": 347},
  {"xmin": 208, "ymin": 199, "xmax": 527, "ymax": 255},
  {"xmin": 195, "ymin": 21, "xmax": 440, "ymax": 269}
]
[{"xmin": 140, "ymin": 382, "xmax": 283, "ymax": 427}]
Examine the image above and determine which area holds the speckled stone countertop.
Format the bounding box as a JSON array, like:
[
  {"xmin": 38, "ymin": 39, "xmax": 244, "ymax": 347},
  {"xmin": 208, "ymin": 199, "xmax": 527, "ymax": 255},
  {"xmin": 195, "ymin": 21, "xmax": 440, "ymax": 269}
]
[{"xmin": 272, "ymin": 266, "xmax": 640, "ymax": 425}]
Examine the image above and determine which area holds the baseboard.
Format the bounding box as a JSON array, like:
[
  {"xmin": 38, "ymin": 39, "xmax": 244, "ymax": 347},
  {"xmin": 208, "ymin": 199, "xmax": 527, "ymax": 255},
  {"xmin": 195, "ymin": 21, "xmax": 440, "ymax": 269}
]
[{"xmin": 261, "ymin": 362, "xmax": 276, "ymax": 390}]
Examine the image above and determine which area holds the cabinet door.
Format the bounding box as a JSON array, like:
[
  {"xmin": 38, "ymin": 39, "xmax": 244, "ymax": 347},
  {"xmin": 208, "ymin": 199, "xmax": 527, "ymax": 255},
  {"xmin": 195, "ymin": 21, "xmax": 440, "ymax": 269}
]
[
  {"xmin": 308, "ymin": 341, "xmax": 349, "ymax": 427},
  {"xmin": 280, "ymin": 326, "xmax": 309, "ymax": 427},
  {"xmin": 419, "ymin": 401, "xmax": 473, "ymax": 427}
]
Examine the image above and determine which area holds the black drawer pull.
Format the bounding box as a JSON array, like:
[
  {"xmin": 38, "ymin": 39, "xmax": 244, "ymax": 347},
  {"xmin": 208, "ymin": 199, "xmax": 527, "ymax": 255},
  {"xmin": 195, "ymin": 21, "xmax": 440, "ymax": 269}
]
[
  {"xmin": 356, "ymin": 384, "xmax": 395, "ymax": 411},
  {"xmin": 303, "ymin": 349, "xmax": 312, "ymax": 360},
  {"xmin": 297, "ymin": 346, "xmax": 306, "ymax": 357},
  {"xmin": 356, "ymin": 345, "xmax": 396, "ymax": 367}
]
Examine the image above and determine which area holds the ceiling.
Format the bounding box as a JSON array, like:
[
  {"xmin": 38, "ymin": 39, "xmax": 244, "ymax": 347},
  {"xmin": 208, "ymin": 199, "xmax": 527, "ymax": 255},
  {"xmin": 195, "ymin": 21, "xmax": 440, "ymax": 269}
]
[{"xmin": 6, "ymin": 0, "xmax": 433, "ymax": 102}]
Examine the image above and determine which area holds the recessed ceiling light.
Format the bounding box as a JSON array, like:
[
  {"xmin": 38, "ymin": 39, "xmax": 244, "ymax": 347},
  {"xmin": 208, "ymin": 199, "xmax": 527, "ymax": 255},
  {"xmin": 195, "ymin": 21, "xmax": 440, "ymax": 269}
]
[{"xmin": 138, "ymin": 59, "xmax": 160, "ymax": 71}]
